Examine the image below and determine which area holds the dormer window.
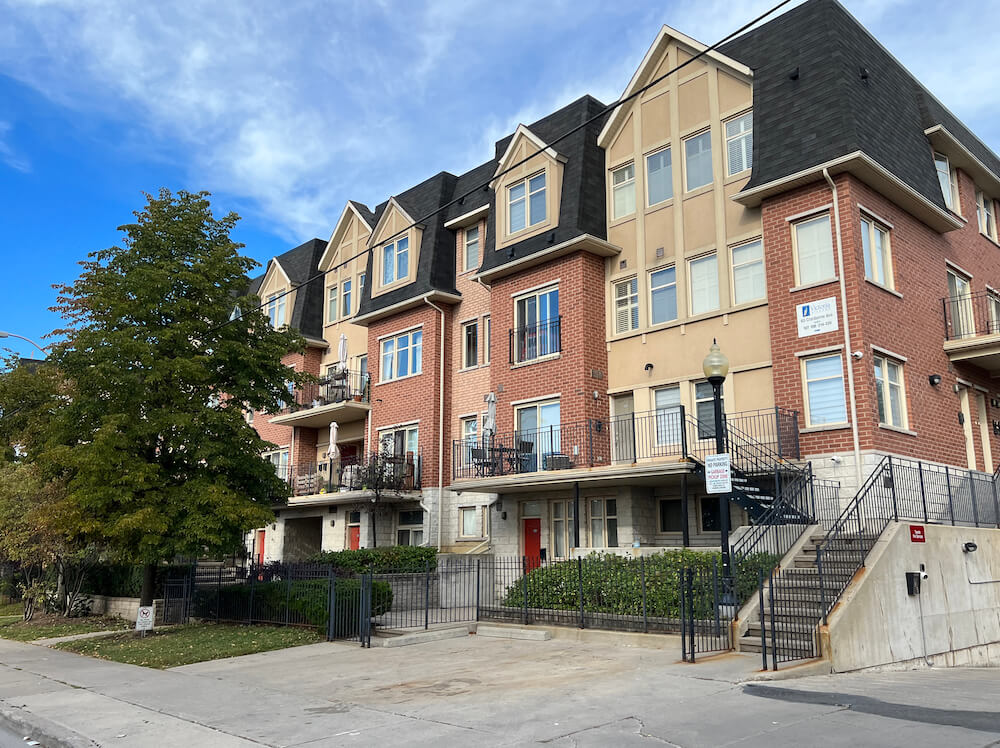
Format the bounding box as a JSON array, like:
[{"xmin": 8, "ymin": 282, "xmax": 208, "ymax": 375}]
[
  {"xmin": 382, "ymin": 237, "xmax": 409, "ymax": 285},
  {"xmin": 508, "ymin": 173, "xmax": 546, "ymax": 234},
  {"xmin": 267, "ymin": 293, "xmax": 286, "ymax": 328},
  {"xmin": 934, "ymin": 153, "xmax": 959, "ymax": 212}
]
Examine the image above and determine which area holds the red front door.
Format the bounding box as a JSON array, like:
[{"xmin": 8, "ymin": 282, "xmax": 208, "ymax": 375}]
[
  {"xmin": 523, "ymin": 518, "xmax": 541, "ymax": 569},
  {"xmin": 255, "ymin": 530, "xmax": 265, "ymax": 565},
  {"xmin": 348, "ymin": 526, "xmax": 360, "ymax": 550}
]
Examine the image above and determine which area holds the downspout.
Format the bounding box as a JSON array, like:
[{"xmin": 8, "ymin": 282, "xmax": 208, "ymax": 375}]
[
  {"xmin": 424, "ymin": 298, "xmax": 447, "ymax": 551},
  {"xmin": 823, "ymin": 168, "xmax": 863, "ymax": 490}
]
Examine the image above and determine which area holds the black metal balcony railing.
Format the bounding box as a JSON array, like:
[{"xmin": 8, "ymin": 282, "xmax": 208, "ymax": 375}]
[
  {"xmin": 279, "ymin": 369, "xmax": 370, "ymax": 413},
  {"xmin": 942, "ymin": 291, "xmax": 1000, "ymax": 341},
  {"xmin": 509, "ymin": 317, "xmax": 561, "ymax": 364},
  {"xmin": 451, "ymin": 406, "xmax": 800, "ymax": 480},
  {"xmin": 271, "ymin": 452, "xmax": 422, "ymax": 499}
]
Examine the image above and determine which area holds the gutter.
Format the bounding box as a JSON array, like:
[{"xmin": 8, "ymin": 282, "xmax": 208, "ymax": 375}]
[
  {"xmin": 424, "ymin": 297, "xmax": 447, "ymax": 551},
  {"xmin": 823, "ymin": 168, "xmax": 863, "ymax": 491}
]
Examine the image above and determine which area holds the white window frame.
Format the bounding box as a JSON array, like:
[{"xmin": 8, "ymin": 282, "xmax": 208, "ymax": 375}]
[
  {"xmin": 483, "ymin": 315, "xmax": 491, "ymax": 364},
  {"xmin": 724, "ymin": 111, "xmax": 753, "ymax": 176},
  {"xmin": 263, "ymin": 449, "xmax": 290, "ymax": 481},
  {"xmin": 730, "ymin": 239, "xmax": 765, "ymax": 305},
  {"xmin": 267, "ymin": 293, "xmax": 287, "ymax": 329},
  {"xmin": 649, "ymin": 266, "xmax": 678, "ymax": 325},
  {"xmin": 947, "ymin": 268, "xmax": 975, "ymax": 339},
  {"xmin": 653, "ymin": 385, "xmax": 682, "ymax": 447},
  {"xmin": 359, "ymin": 272, "xmax": 366, "ymax": 300},
  {"xmin": 379, "ymin": 327, "xmax": 423, "ymax": 382},
  {"xmin": 683, "ymin": 130, "xmax": 713, "ymax": 192},
  {"xmin": 459, "ymin": 506, "xmax": 479, "ymax": 539},
  {"xmin": 459, "ymin": 416, "xmax": 479, "ymax": 468},
  {"xmin": 694, "ymin": 380, "xmax": 724, "ymax": 441},
  {"xmin": 873, "ymin": 354, "xmax": 907, "ymax": 429},
  {"xmin": 396, "ymin": 509, "xmax": 424, "ymax": 546},
  {"xmin": 589, "ymin": 498, "xmax": 618, "ymax": 549},
  {"xmin": 508, "ymin": 171, "xmax": 546, "ymax": 234},
  {"xmin": 977, "ymin": 190, "xmax": 997, "ymax": 241},
  {"xmin": 988, "ymin": 291, "xmax": 1000, "ymax": 335},
  {"xmin": 611, "ymin": 162, "xmax": 636, "ymax": 219},
  {"xmin": 688, "ymin": 253, "xmax": 720, "ymax": 316},
  {"xmin": 379, "ymin": 424, "xmax": 419, "ymax": 457},
  {"xmin": 464, "ymin": 225, "xmax": 480, "ymax": 272},
  {"xmin": 613, "ymin": 276, "xmax": 639, "ymax": 334},
  {"xmin": 513, "ymin": 285, "xmax": 560, "ymax": 363},
  {"xmin": 860, "ymin": 215, "xmax": 893, "ymax": 288},
  {"xmin": 646, "ymin": 146, "xmax": 673, "ymax": 206},
  {"xmin": 461, "ymin": 319, "xmax": 478, "ymax": 369},
  {"xmin": 381, "ymin": 236, "xmax": 410, "ymax": 286},
  {"xmin": 551, "ymin": 499, "xmax": 575, "ymax": 558},
  {"xmin": 802, "ymin": 353, "xmax": 848, "ymax": 427},
  {"xmin": 934, "ymin": 152, "xmax": 958, "ymax": 212},
  {"xmin": 326, "ymin": 285, "xmax": 338, "ymax": 324},
  {"xmin": 341, "ymin": 279, "xmax": 352, "ymax": 318},
  {"xmin": 792, "ymin": 213, "xmax": 836, "ymax": 286}
]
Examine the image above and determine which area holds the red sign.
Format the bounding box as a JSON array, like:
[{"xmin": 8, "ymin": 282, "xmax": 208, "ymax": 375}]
[{"xmin": 910, "ymin": 525, "xmax": 926, "ymax": 543}]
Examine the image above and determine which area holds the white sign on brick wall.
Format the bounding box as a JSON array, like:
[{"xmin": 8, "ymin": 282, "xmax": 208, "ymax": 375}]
[{"xmin": 796, "ymin": 297, "xmax": 839, "ymax": 338}]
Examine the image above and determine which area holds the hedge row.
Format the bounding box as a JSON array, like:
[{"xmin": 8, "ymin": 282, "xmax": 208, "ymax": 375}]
[
  {"xmin": 500, "ymin": 550, "xmax": 779, "ymax": 620},
  {"xmin": 307, "ymin": 546, "xmax": 437, "ymax": 573}
]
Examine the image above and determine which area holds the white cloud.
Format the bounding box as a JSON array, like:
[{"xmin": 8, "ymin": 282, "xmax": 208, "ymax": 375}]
[{"xmin": 0, "ymin": 121, "xmax": 30, "ymax": 173}]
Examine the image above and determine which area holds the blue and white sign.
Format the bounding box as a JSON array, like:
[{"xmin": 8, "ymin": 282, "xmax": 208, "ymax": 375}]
[{"xmin": 796, "ymin": 297, "xmax": 839, "ymax": 338}]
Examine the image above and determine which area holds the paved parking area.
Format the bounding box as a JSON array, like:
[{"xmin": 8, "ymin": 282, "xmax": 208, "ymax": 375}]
[{"xmin": 2, "ymin": 629, "xmax": 1000, "ymax": 746}]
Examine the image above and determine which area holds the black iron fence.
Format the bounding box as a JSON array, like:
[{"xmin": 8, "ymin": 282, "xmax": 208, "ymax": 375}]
[
  {"xmin": 757, "ymin": 566, "xmax": 821, "ymax": 670},
  {"xmin": 679, "ymin": 562, "xmax": 732, "ymax": 662},
  {"xmin": 279, "ymin": 369, "xmax": 370, "ymax": 413},
  {"xmin": 942, "ymin": 291, "xmax": 1000, "ymax": 340},
  {"xmin": 509, "ymin": 317, "xmax": 561, "ymax": 364},
  {"xmin": 274, "ymin": 452, "xmax": 422, "ymax": 499}
]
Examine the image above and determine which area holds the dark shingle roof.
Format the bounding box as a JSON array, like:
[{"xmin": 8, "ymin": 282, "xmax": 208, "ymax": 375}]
[
  {"xmin": 247, "ymin": 238, "xmax": 327, "ymax": 341},
  {"xmin": 720, "ymin": 0, "xmax": 1000, "ymax": 212},
  {"xmin": 348, "ymin": 200, "xmax": 376, "ymax": 228}
]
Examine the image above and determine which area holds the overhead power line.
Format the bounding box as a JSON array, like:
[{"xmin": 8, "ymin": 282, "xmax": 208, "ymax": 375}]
[{"xmin": 219, "ymin": 0, "xmax": 793, "ymax": 335}]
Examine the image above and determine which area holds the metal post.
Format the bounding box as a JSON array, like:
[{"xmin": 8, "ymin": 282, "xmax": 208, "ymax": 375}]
[
  {"xmin": 711, "ymin": 378, "xmax": 732, "ymax": 599},
  {"xmin": 918, "ymin": 462, "xmax": 928, "ymax": 523},
  {"xmin": 680, "ymin": 405, "xmax": 688, "ymax": 459},
  {"xmin": 679, "ymin": 569, "xmax": 688, "ymax": 662},
  {"xmin": 475, "ymin": 559, "xmax": 481, "ymax": 622},
  {"xmin": 774, "ymin": 406, "xmax": 782, "ymax": 458},
  {"xmin": 630, "ymin": 411, "xmax": 637, "ymax": 463},
  {"xmin": 285, "ymin": 569, "xmax": 292, "ymax": 626},
  {"xmin": 945, "ymin": 468, "xmax": 956, "ymax": 526},
  {"xmin": 992, "ymin": 476, "xmax": 1000, "ymax": 529},
  {"xmin": 521, "ymin": 557, "xmax": 528, "ymax": 625},
  {"xmin": 248, "ymin": 567, "xmax": 256, "ymax": 625},
  {"xmin": 768, "ymin": 569, "xmax": 778, "ymax": 671},
  {"xmin": 587, "ymin": 419, "xmax": 594, "ymax": 467},
  {"xmin": 326, "ymin": 566, "xmax": 335, "ymax": 641},
  {"xmin": 681, "ymin": 473, "xmax": 690, "ymax": 548},
  {"xmin": 818, "ymin": 549, "xmax": 827, "ymax": 625},
  {"xmin": 424, "ymin": 559, "xmax": 430, "ymax": 630},
  {"xmin": 640, "ymin": 556, "xmax": 649, "ymax": 634},
  {"xmin": 712, "ymin": 560, "xmax": 721, "ymax": 638},
  {"xmin": 573, "ymin": 482, "xmax": 581, "ymax": 550},
  {"xmin": 216, "ymin": 565, "xmax": 222, "ymax": 622},
  {"xmin": 687, "ymin": 569, "xmax": 696, "ymax": 662},
  {"xmin": 577, "ymin": 557, "xmax": 586, "ymax": 629},
  {"xmin": 888, "ymin": 457, "xmax": 898, "ymax": 521},
  {"xmin": 758, "ymin": 569, "xmax": 767, "ymax": 670},
  {"xmin": 549, "ymin": 424, "xmax": 554, "ymax": 469}
]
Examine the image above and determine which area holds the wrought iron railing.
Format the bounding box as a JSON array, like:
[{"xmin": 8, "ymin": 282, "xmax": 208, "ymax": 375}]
[
  {"xmin": 279, "ymin": 369, "xmax": 370, "ymax": 413},
  {"xmin": 273, "ymin": 452, "xmax": 422, "ymax": 498},
  {"xmin": 509, "ymin": 317, "xmax": 561, "ymax": 364},
  {"xmin": 942, "ymin": 291, "xmax": 1000, "ymax": 340}
]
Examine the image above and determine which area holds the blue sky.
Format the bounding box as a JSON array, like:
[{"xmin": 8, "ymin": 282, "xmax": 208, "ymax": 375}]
[{"xmin": 1, "ymin": 0, "xmax": 998, "ymax": 359}]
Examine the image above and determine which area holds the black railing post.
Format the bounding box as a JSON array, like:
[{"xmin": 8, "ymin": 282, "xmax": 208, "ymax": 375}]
[
  {"xmin": 888, "ymin": 457, "xmax": 898, "ymax": 522},
  {"xmin": 475, "ymin": 558, "xmax": 481, "ymax": 622},
  {"xmin": 215, "ymin": 565, "xmax": 222, "ymax": 622},
  {"xmin": 326, "ymin": 565, "xmax": 335, "ymax": 641},
  {"xmin": 521, "ymin": 556, "xmax": 528, "ymax": 625},
  {"xmin": 758, "ymin": 568, "xmax": 767, "ymax": 670},
  {"xmin": 679, "ymin": 569, "xmax": 688, "ymax": 662},
  {"xmin": 774, "ymin": 406, "xmax": 782, "ymax": 459},
  {"xmin": 942, "ymin": 297, "xmax": 950, "ymax": 340},
  {"xmin": 680, "ymin": 405, "xmax": 688, "ymax": 459},
  {"xmin": 587, "ymin": 419, "xmax": 594, "ymax": 467},
  {"xmin": 424, "ymin": 559, "xmax": 430, "ymax": 630},
  {"xmin": 970, "ymin": 471, "xmax": 981, "ymax": 528},
  {"xmin": 577, "ymin": 557, "xmax": 585, "ymax": 629},
  {"xmin": 818, "ymin": 548, "xmax": 827, "ymax": 625},
  {"xmin": 992, "ymin": 475, "xmax": 1000, "ymax": 529},
  {"xmin": 285, "ymin": 567, "xmax": 292, "ymax": 626},
  {"xmin": 945, "ymin": 468, "xmax": 956, "ymax": 526},
  {"xmin": 640, "ymin": 555, "xmax": 649, "ymax": 634},
  {"xmin": 768, "ymin": 568, "xmax": 778, "ymax": 671},
  {"xmin": 918, "ymin": 462, "xmax": 928, "ymax": 522},
  {"xmin": 686, "ymin": 569, "xmax": 696, "ymax": 662},
  {"xmin": 248, "ymin": 567, "xmax": 256, "ymax": 625}
]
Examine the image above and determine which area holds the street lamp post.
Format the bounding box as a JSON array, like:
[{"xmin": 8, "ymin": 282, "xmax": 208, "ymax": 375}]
[
  {"xmin": 0, "ymin": 331, "xmax": 47, "ymax": 358},
  {"xmin": 702, "ymin": 339, "xmax": 732, "ymax": 596}
]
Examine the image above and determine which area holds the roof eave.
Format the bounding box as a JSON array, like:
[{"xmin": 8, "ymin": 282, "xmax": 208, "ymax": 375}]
[
  {"xmin": 352, "ymin": 291, "xmax": 463, "ymax": 327},
  {"xmin": 925, "ymin": 126, "xmax": 1000, "ymax": 198},
  {"xmin": 475, "ymin": 234, "xmax": 621, "ymax": 284}
]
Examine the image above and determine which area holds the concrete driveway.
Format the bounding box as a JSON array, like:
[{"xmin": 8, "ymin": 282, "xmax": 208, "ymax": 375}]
[{"xmin": 1, "ymin": 628, "xmax": 999, "ymax": 746}]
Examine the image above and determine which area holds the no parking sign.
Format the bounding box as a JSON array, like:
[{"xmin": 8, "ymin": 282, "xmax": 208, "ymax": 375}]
[{"xmin": 135, "ymin": 606, "xmax": 154, "ymax": 631}]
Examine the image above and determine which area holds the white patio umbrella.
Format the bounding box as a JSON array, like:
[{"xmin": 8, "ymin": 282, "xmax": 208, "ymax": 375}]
[
  {"xmin": 337, "ymin": 333, "xmax": 349, "ymax": 372},
  {"xmin": 327, "ymin": 421, "xmax": 340, "ymax": 459},
  {"xmin": 483, "ymin": 392, "xmax": 497, "ymax": 445}
]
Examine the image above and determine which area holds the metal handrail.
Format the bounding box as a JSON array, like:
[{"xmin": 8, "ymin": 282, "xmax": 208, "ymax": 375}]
[
  {"xmin": 508, "ymin": 317, "xmax": 562, "ymax": 364},
  {"xmin": 941, "ymin": 290, "xmax": 1000, "ymax": 341}
]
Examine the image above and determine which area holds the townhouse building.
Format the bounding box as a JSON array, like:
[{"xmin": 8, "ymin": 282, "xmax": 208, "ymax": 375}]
[{"xmin": 247, "ymin": 0, "xmax": 1000, "ymax": 566}]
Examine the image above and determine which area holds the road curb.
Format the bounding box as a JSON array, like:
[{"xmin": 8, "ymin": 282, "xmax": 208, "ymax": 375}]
[{"xmin": 0, "ymin": 701, "xmax": 99, "ymax": 748}]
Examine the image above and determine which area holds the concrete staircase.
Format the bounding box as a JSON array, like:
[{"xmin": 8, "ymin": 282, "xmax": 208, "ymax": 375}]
[{"xmin": 740, "ymin": 530, "xmax": 871, "ymax": 656}]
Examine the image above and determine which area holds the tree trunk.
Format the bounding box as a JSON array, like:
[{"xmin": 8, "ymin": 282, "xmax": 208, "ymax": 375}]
[{"xmin": 139, "ymin": 563, "xmax": 156, "ymax": 607}]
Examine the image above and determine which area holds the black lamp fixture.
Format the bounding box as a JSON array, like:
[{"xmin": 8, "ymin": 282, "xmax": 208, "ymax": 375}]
[
  {"xmin": 928, "ymin": 374, "xmax": 942, "ymax": 387},
  {"xmin": 644, "ymin": 363, "xmax": 654, "ymax": 372},
  {"xmin": 701, "ymin": 338, "xmax": 732, "ymax": 598}
]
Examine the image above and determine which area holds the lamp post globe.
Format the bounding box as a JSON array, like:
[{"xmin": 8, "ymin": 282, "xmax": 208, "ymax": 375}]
[{"xmin": 702, "ymin": 339, "xmax": 733, "ymax": 599}]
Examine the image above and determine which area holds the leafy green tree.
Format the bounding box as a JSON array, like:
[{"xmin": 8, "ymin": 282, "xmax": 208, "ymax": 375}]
[{"xmin": 27, "ymin": 189, "xmax": 304, "ymax": 603}]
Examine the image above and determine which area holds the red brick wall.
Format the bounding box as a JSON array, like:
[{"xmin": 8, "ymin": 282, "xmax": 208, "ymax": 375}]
[
  {"xmin": 251, "ymin": 347, "xmax": 324, "ymax": 464},
  {"xmin": 489, "ymin": 250, "xmax": 610, "ymax": 435},
  {"xmin": 763, "ymin": 171, "xmax": 1000, "ymax": 471}
]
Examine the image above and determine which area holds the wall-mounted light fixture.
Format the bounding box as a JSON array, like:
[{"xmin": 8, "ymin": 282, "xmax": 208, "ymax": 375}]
[
  {"xmin": 928, "ymin": 374, "xmax": 942, "ymax": 387},
  {"xmin": 963, "ymin": 541, "xmax": 979, "ymax": 553},
  {"xmin": 644, "ymin": 363, "xmax": 654, "ymax": 372}
]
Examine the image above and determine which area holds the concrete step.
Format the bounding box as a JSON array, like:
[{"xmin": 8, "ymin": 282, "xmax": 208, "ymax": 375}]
[
  {"xmin": 739, "ymin": 638, "xmax": 818, "ymax": 657},
  {"xmin": 746, "ymin": 619, "xmax": 817, "ymax": 635}
]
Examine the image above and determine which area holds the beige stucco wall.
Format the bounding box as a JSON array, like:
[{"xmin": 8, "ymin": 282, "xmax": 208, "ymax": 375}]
[
  {"xmin": 493, "ymin": 132, "xmax": 565, "ymax": 250},
  {"xmin": 370, "ymin": 203, "xmax": 422, "ymax": 298},
  {"xmin": 603, "ymin": 35, "xmax": 769, "ymax": 416},
  {"xmin": 827, "ymin": 522, "xmax": 1000, "ymax": 671},
  {"xmin": 257, "ymin": 262, "xmax": 296, "ymax": 328}
]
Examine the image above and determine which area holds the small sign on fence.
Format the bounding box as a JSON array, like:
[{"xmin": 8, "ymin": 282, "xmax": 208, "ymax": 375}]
[
  {"xmin": 135, "ymin": 606, "xmax": 154, "ymax": 631},
  {"xmin": 704, "ymin": 453, "xmax": 732, "ymax": 494},
  {"xmin": 910, "ymin": 525, "xmax": 926, "ymax": 543}
]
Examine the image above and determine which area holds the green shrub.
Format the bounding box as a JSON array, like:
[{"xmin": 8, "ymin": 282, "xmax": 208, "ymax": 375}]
[
  {"xmin": 308, "ymin": 546, "xmax": 436, "ymax": 573},
  {"xmin": 500, "ymin": 550, "xmax": 780, "ymax": 620}
]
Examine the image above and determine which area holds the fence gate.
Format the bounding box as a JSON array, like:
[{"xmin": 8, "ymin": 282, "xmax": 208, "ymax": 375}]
[
  {"xmin": 679, "ymin": 564, "xmax": 732, "ymax": 662},
  {"xmin": 328, "ymin": 570, "xmax": 372, "ymax": 647},
  {"xmin": 162, "ymin": 569, "xmax": 192, "ymax": 625}
]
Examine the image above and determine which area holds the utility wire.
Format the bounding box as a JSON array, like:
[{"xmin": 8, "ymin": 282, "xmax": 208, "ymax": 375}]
[{"xmin": 220, "ymin": 0, "xmax": 792, "ymax": 334}]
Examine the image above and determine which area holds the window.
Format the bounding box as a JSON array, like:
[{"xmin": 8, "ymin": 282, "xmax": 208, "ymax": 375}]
[
  {"xmin": 803, "ymin": 354, "xmax": 847, "ymax": 426},
  {"xmin": 700, "ymin": 497, "xmax": 721, "ymax": 533},
  {"xmin": 731, "ymin": 239, "xmax": 765, "ymax": 304},
  {"xmin": 462, "ymin": 320, "xmax": 478, "ymax": 369},
  {"xmin": 646, "ymin": 147, "xmax": 673, "ymax": 206},
  {"xmin": 508, "ymin": 172, "xmax": 546, "ymax": 233},
  {"xmin": 464, "ymin": 225, "xmax": 480, "ymax": 271},
  {"xmin": 264, "ymin": 449, "xmax": 290, "ymax": 481},
  {"xmin": 793, "ymin": 214, "xmax": 835, "ymax": 286},
  {"xmin": 947, "ymin": 269, "xmax": 974, "ymax": 338},
  {"xmin": 397, "ymin": 509, "xmax": 424, "ymax": 546},
  {"xmin": 267, "ymin": 293, "xmax": 286, "ymax": 329},
  {"xmin": 516, "ymin": 400, "xmax": 560, "ymax": 472},
  {"xmin": 590, "ymin": 499, "xmax": 618, "ymax": 548},
  {"xmin": 725, "ymin": 111, "xmax": 753, "ymax": 176},
  {"xmin": 689, "ymin": 254, "xmax": 719, "ymax": 316},
  {"xmin": 380, "ymin": 425, "xmax": 418, "ymax": 457},
  {"xmin": 551, "ymin": 500, "xmax": 575, "ymax": 558},
  {"xmin": 359, "ymin": 272, "xmax": 366, "ymax": 299},
  {"xmin": 650, "ymin": 266, "xmax": 677, "ymax": 325},
  {"xmin": 460, "ymin": 507, "xmax": 478, "ymax": 538},
  {"xmin": 977, "ymin": 191, "xmax": 997, "ymax": 240},
  {"xmin": 514, "ymin": 286, "xmax": 559, "ymax": 363},
  {"xmin": 695, "ymin": 381, "xmax": 723, "ymax": 440},
  {"xmin": 934, "ymin": 153, "xmax": 958, "ymax": 212},
  {"xmin": 611, "ymin": 163, "xmax": 636, "ymax": 219},
  {"xmin": 659, "ymin": 499, "xmax": 684, "ymax": 532},
  {"xmin": 989, "ymin": 293, "xmax": 1000, "ymax": 335},
  {"xmin": 382, "ymin": 236, "xmax": 409, "ymax": 285},
  {"xmin": 380, "ymin": 329, "xmax": 422, "ymax": 381},
  {"xmin": 874, "ymin": 355, "xmax": 906, "ymax": 428},
  {"xmin": 654, "ymin": 386, "xmax": 682, "ymax": 446},
  {"xmin": 326, "ymin": 286, "xmax": 338, "ymax": 323},
  {"xmin": 684, "ymin": 130, "xmax": 713, "ymax": 191},
  {"xmin": 484, "ymin": 316, "xmax": 491, "ymax": 364},
  {"xmin": 861, "ymin": 217, "xmax": 893, "ymax": 287},
  {"xmin": 460, "ymin": 416, "xmax": 478, "ymax": 466},
  {"xmin": 340, "ymin": 279, "xmax": 352, "ymax": 318},
  {"xmin": 614, "ymin": 277, "xmax": 639, "ymax": 333}
]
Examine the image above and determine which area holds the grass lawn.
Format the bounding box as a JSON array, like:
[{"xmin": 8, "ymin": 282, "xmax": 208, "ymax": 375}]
[
  {"xmin": 53, "ymin": 623, "xmax": 324, "ymax": 668},
  {"xmin": 0, "ymin": 601, "xmax": 22, "ymax": 617},
  {"xmin": 0, "ymin": 614, "xmax": 131, "ymax": 642}
]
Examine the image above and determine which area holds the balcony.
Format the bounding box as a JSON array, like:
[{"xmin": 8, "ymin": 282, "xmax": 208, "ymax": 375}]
[
  {"xmin": 509, "ymin": 318, "xmax": 561, "ymax": 365},
  {"xmin": 269, "ymin": 369, "xmax": 370, "ymax": 428},
  {"xmin": 451, "ymin": 407, "xmax": 800, "ymax": 490},
  {"xmin": 271, "ymin": 452, "xmax": 422, "ymax": 502},
  {"xmin": 942, "ymin": 292, "xmax": 1000, "ymax": 373}
]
